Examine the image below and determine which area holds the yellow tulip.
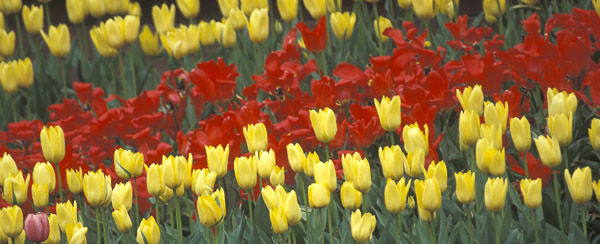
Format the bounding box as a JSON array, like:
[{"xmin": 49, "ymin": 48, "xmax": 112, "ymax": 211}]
[
  {"xmin": 196, "ymin": 188, "xmax": 226, "ymax": 227},
  {"xmin": 56, "ymin": 200, "xmax": 78, "ymax": 231},
  {"xmin": 90, "ymin": 24, "xmax": 118, "ymax": 58},
  {"xmin": 326, "ymin": 0, "xmax": 341, "ymax": 12},
  {"xmin": 0, "ymin": 61, "xmax": 18, "ymax": 94},
  {"xmin": 384, "ymin": 178, "xmax": 411, "ymax": 214},
  {"xmin": 285, "ymin": 190, "xmax": 302, "ymax": 226},
  {"xmin": 152, "ymin": 4, "xmax": 176, "ymax": 34},
  {"xmin": 533, "ymin": 135, "xmax": 561, "ymax": 168},
  {"xmin": 177, "ymin": 0, "xmax": 200, "ymax": 19},
  {"xmin": 234, "ymin": 155, "xmax": 257, "ymax": 190},
  {"xmin": 4, "ymin": 0, "xmax": 22, "ymax": 14},
  {"xmin": 83, "ymin": 170, "xmax": 106, "ymax": 207},
  {"xmin": 593, "ymin": 0, "xmax": 600, "ymax": 17},
  {"xmin": 304, "ymin": 151, "xmax": 319, "ymax": 177},
  {"xmin": 228, "ymin": 8, "xmax": 248, "ymax": 30},
  {"xmin": 111, "ymin": 182, "xmax": 132, "ymax": 210},
  {"xmin": 138, "ymin": 25, "xmax": 162, "ymax": 57},
  {"xmin": 114, "ymin": 148, "xmax": 144, "ymax": 180},
  {"xmin": 159, "ymin": 186, "xmax": 176, "ymax": 202},
  {"xmin": 483, "ymin": 0, "xmax": 506, "ymax": 24},
  {"xmin": 308, "ymin": 183, "xmax": 330, "ymax": 208},
  {"xmin": 378, "ymin": 146, "xmax": 405, "ymax": 181},
  {"xmin": 269, "ymin": 207, "xmax": 288, "ymax": 234},
  {"xmin": 520, "ymin": 178, "xmax": 542, "ymax": 210},
  {"xmin": 248, "ymin": 8, "xmax": 269, "ymax": 44},
  {"xmin": 159, "ymin": 28, "xmax": 188, "ymax": 60},
  {"xmin": 66, "ymin": 167, "xmax": 83, "ymax": 195},
  {"xmin": 162, "ymin": 154, "xmax": 187, "ymax": 189},
  {"xmin": 475, "ymin": 138, "xmax": 506, "ymax": 176},
  {"xmin": 416, "ymin": 178, "xmax": 441, "ymax": 212},
  {"xmin": 31, "ymin": 162, "xmax": 55, "ymax": 193},
  {"xmin": 0, "ymin": 205, "xmax": 23, "ymax": 238},
  {"xmin": 66, "ymin": 0, "xmax": 88, "ymax": 24},
  {"xmin": 330, "ymin": 12, "xmax": 356, "ymax": 40},
  {"xmin": 41, "ymin": 24, "xmax": 71, "ymax": 58},
  {"xmin": 589, "ymin": 118, "xmax": 600, "ymax": 150},
  {"xmin": 2, "ymin": 171, "xmax": 30, "ymax": 205},
  {"xmin": 310, "ymin": 107, "xmax": 337, "ymax": 144},
  {"xmin": 459, "ymin": 109, "xmax": 481, "ymax": 148},
  {"xmin": 415, "ymin": 181, "xmax": 435, "ymax": 222},
  {"xmin": 593, "ymin": 180, "xmax": 600, "ymax": 202},
  {"xmin": 241, "ymin": 0, "xmax": 268, "ymax": 15},
  {"xmin": 191, "ymin": 168, "xmax": 217, "ymax": 196},
  {"xmin": 457, "ymin": 85, "xmax": 484, "ymax": 114},
  {"xmin": 87, "ymin": 0, "xmax": 106, "ymax": 18},
  {"xmin": 437, "ymin": 0, "xmax": 459, "ymax": 19},
  {"xmin": 262, "ymin": 185, "xmax": 286, "ymax": 210},
  {"xmin": 425, "ymin": 160, "xmax": 447, "ymax": 192},
  {"xmin": 277, "ymin": 0, "xmax": 298, "ymax": 22},
  {"xmin": 373, "ymin": 16, "xmax": 392, "ymax": 43},
  {"xmin": 0, "ymin": 30, "xmax": 13, "ymax": 58},
  {"xmin": 564, "ymin": 167, "xmax": 593, "ymax": 205},
  {"xmin": 548, "ymin": 113, "xmax": 573, "ymax": 147},
  {"xmin": 314, "ymin": 160, "xmax": 337, "ymax": 192},
  {"xmin": 397, "ymin": 0, "xmax": 411, "ymax": 9},
  {"xmin": 112, "ymin": 206, "xmax": 132, "ymax": 233},
  {"xmin": 374, "ymin": 96, "xmax": 401, "ymax": 132},
  {"xmin": 484, "ymin": 101, "xmax": 508, "ymax": 133},
  {"xmin": 105, "ymin": 0, "xmax": 126, "ymax": 15},
  {"xmin": 218, "ymin": 0, "xmax": 239, "ymax": 17},
  {"xmin": 0, "ymin": 153, "xmax": 18, "ymax": 187},
  {"xmin": 65, "ymin": 222, "xmax": 87, "ymax": 244},
  {"xmin": 204, "ymin": 144, "xmax": 229, "ymax": 178},
  {"xmin": 510, "ymin": 117, "xmax": 531, "ymax": 153},
  {"xmin": 341, "ymin": 152, "xmax": 361, "ymax": 181},
  {"xmin": 145, "ymin": 164, "xmax": 165, "ymax": 197},
  {"xmin": 104, "ymin": 17, "xmax": 125, "ymax": 48},
  {"xmin": 45, "ymin": 214, "xmax": 60, "ymax": 244},
  {"xmin": 404, "ymin": 148, "xmax": 424, "ymax": 178},
  {"xmin": 480, "ymin": 124, "xmax": 502, "ymax": 150},
  {"xmin": 303, "ymin": 0, "xmax": 326, "ymax": 19},
  {"xmin": 243, "ymin": 123, "xmax": 268, "ymax": 154},
  {"xmin": 341, "ymin": 181, "xmax": 363, "ymax": 210},
  {"xmin": 199, "ymin": 20, "xmax": 217, "ymax": 46},
  {"xmin": 403, "ymin": 123, "xmax": 429, "ymax": 155},
  {"xmin": 484, "ymin": 177, "xmax": 508, "ymax": 212},
  {"xmin": 0, "ymin": 13, "xmax": 4, "ymax": 31},
  {"xmin": 412, "ymin": 0, "xmax": 438, "ymax": 20},
  {"xmin": 32, "ymin": 183, "xmax": 49, "ymax": 208},
  {"xmin": 17, "ymin": 58, "xmax": 33, "ymax": 88},
  {"xmin": 22, "ymin": 5, "xmax": 44, "ymax": 34},
  {"xmin": 122, "ymin": 15, "xmax": 140, "ymax": 44},
  {"xmin": 270, "ymin": 166, "xmax": 285, "ymax": 186},
  {"xmin": 350, "ymin": 210, "xmax": 376, "ymax": 243},
  {"xmin": 128, "ymin": 1, "xmax": 141, "ymax": 16},
  {"xmin": 455, "ymin": 171, "xmax": 475, "ymax": 204},
  {"xmin": 136, "ymin": 216, "xmax": 160, "ymax": 244},
  {"xmin": 286, "ymin": 143, "xmax": 306, "ymax": 173},
  {"xmin": 547, "ymin": 88, "xmax": 577, "ymax": 116},
  {"xmin": 407, "ymin": 196, "xmax": 416, "ymax": 209}
]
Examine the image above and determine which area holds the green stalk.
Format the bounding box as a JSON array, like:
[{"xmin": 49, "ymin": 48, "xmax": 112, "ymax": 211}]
[
  {"xmin": 14, "ymin": 15, "xmax": 24, "ymax": 57},
  {"xmin": 154, "ymin": 199, "xmax": 160, "ymax": 224},
  {"xmin": 298, "ymin": 175, "xmax": 308, "ymax": 207},
  {"xmin": 214, "ymin": 225, "xmax": 219, "ymax": 244},
  {"xmin": 428, "ymin": 220, "xmax": 437, "ymax": 244},
  {"xmin": 130, "ymin": 49, "xmax": 137, "ymax": 95},
  {"xmin": 169, "ymin": 202, "xmax": 175, "ymax": 229},
  {"xmin": 395, "ymin": 214, "xmax": 401, "ymax": 244},
  {"xmin": 531, "ymin": 209, "xmax": 540, "ymax": 244},
  {"xmin": 133, "ymin": 177, "xmax": 140, "ymax": 229},
  {"xmin": 466, "ymin": 205, "xmax": 474, "ymax": 244},
  {"xmin": 492, "ymin": 212, "xmax": 499, "ymax": 244},
  {"xmin": 60, "ymin": 59, "xmax": 68, "ymax": 99},
  {"xmin": 110, "ymin": 58, "xmax": 117, "ymax": 95},
  {"xmin": 96, "ymin": 208, "xmax": 102, "ymax": 244},
  {"xmin": 44, "ymin": 2, "xmax": 52, "ymax": 26},
  {"xmin": 327, "ymin": 201, "xmax": 333, "ymax": 244},
  {"xmin": 248, "ymin": 190, "xmax": 254, "ymax": 227},
  {"xmin": 320, "ymin": 51, "xmax": 328, "ymax": 76},
  {"xmin": 118, "ymin": 51, "xmax": 130, "ymax": 98},
  {"xmin": 389, "ymin": 132, "xmax": 395, "ymax": 145},
  {"xmin": 55, "ymin": 162, "xmax": 64, "ymax": 202},
  {"xmin": 185, "ymin": 191, "xmax": 194, "ymax": 233},
  {"xmin": 11, "ymin": 96, "xmax": 17, "ymax": 121},
  {"xmin": 324, "ymin": 144, "xmax": 330, "ymax": 162},
  {"xmin": 521, "ymin": 153, "xmax": 529, "ymax": 178},
  {"xmin": 373, "ymin": 3, "xmax": 383, "ymax": 56},
  {"xmin": 175, "ymin": 197, "xmax": 183, "ymax": 244},
  {"xmin": 581, "ymin": 205, "xmax": 587, "ymax": 238},
  {"xmin": 101, "ymin": 207, "xmax": 108, "ymax": 244},
  {"xmin": 552, "ymin": 172, "xmax": 564, "ymax": 232}
]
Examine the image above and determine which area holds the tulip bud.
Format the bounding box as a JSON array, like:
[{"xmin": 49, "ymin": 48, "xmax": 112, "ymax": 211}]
[
  {"xmin": 589, "ymin": 118, "xmax": 600, "ymax": 151},
  {"xmin": 83, "ymin": 170, "xmax": 107, "ymax": 207},
  {"xmin": 412, "ymin": 0, "xmax": 438, "ymax": 19},
  {"xmin": 373, "ymin": 16, "xmax": 392, "ymax": 43},
  {"xmin": 459, "ymin": 110, "xmax": 481, "ymax": 149},
  {"xmin": 243, "ymin": 123, "xmax": 268, "ymax": 154},
  {"xmin": 114, "ymin": 148, "xmax": 144, "ymax": 180},
  {"xmin": 304, "ymin": 152, "xmax": 319, "ymax": 177},
  {"xmin": 314, "ymin": 160, "xmax": 337, "ymax": 192},
  {"xmin": 564, "ymin": 167, "xmax": 593, "ymax": 205},
  {"xmin": 66, "ymin": 0, "xmax": 88, "ymax": 24},
  {"xmin": 205, "ymin": 144, "xmax": 230, "ymax": 179},
  {"xmin": 192, "ymin": 168, "xmax": 217, "ymax": 196},
  {"xmin": 286, "ymin": 143, "xmax": 306, "ymax": 173},
  {"xmin": 384, "ymin": 178, "xmax": 411, "ymax": 214},
  {"xmin": 104, "ymin": 0, "xmax": 125, "ymax": 15},
  {"xmin": 277, "ymin": 0, "xmax": 298, "ymax": 22},
  {"xmin": 269, "ymin": 207, "xmax": 288, "ymax": 234},
  {"xmin": 248, "ymin": 8, "xmax": 269, "ymax": 44},
  {"xmin": 455, "ymin": 171, "xmax": 475, "ymax": 204},
  {"xmin": 547, "ymin": 88, "xmax": 577, "ymax": 116},
  {"xmin": 33, "ymin": 162, "xmax": 56, "ymax": 192},
  {"xmin": 404, "ymin": 148, "xmax": 424, "ymax": 178},
  {"xmin": 261, "ymin": 185, "xmax": 284, "ymax": 210},
  {"xmin": 46, "ymin": 214, "xmax": 60, "ymax": 244},
  {"xmin": 32, "ymin": 183, "xmax": 49, "ymax": 208},
  {"xmin": 0, "ymin": 30, "xmax": 15, "ymax": 58},
  {"xmin": 303, "ymin": 0, "xmax": 326, "ymax": 19},
  {"xmin": 0, "ymin": 61, "xmax": 18, "ymax": 94},
  {"xmin": 341, "ymin": 181, "xmax": 363, "ymax": 210},
  {"xmin": 40, "ymin": 125, "xmax": 65, "ymax": 164},
  {"xmin": 593, "ymin": 180, "xmax": 600, "ymax": 203},
  {"xmin": 17, "ymin": 58, "xmax": 34, "ymax": 88},
  {"xmin": 484, "ymin": 177, "xmax": 508, "ymax": 212},
  {"xmin": 122, "ymin": 15, "xmax": 140, "ymax": 44},
  {"xmin": 41, "ymin": 25, "xmax": 71, "ymax": 58},
  {"xmin": 484, "ymin": 101, "xmax": 508, "ymax": 134},
  {"xmin": 270, "ymin": 166, "xmax": 285, "ymax": 186},
  {"xmin": 415, "ymin": 178, "xmax": 441, "ymax": 212},
  {"xmin": 350, "ymin": 210, "xmax": 376, "ymax": 243},
  {"xmin": 87, "ymin": 0, "xmax": 107, "ymax": 18},
  {"xmin": 162, "ymin": 155, "xmax": 187, "ymax": 189},
  {"xmin": 438, "ymin": 0, "xmax": 459, "ymax": 19},
  {"xmin": 111, "ymin": 182, "xmax": 132, "ymax": 211},
  {"xmin": 0, "ymin": 205, "xmax": 23, "ymax": 238},
  {"xmin": 457, "ymin": 85, "xmax": 484, "ymax": 114},
  {"xmin": 138, "ymin": 25, "xmax": 162, "ymax": 56},
  {"xmin": 152, "ymin": 4, "xmax": 176, "ymax": 34},
  {"xmin": 330, "ymin": 11, "xmax": 356, "ymax": 40},
  {"xmin": 218, "ymin": 0, "xmax": 239, "ymax": 17},
  {"xmin": 510, "ymin": 117, "xmax": 531, "ymax": 153},
  {"xmin": 22, "ymin": 5, "xmax": 44, "ymax": 34},
  {"xmin": 308, "ymin": 183, "xmax": 330, "ymax": 208},
  {"xmin": 234, "ymin": 155, "xmax": 257, "ymax": 190},
  {"xmin": 483, "ymin": 0, "xmax": 506, "ymax": 23},
  {"xmin": 24, "ymin": 212, "xmax": 49, "ymax": 242},
  {"xmin": 228, "ymin": 8, "xmax": 247, "ymax": 30},
  {"xmin": 177, "ymin": 0, "xmax": 200, "ymax": 19},
  {"xmin": 425, "ymin": 160, "xmax": 447, "ymax": 192},
  {"xmin": 137, "ymin": 217, "xmax": 161, "ymax": 244},
  {"xmin": 0, "ymin": 13, "xmax": 4, "ymax": 31},
  {"xmin": 56, "ymin": 201, "xmax": 78, "ymax": 231},
  {"xmin": 374, "ymin": 96, "xmax": 401, "ymax": 132},
  {"xmin": 199, "ymin": 20, "xmax": 217, "ymax": 46},
  {"xmin": 548, "ymin": 113, "xmax": 573, "ymax": 147},
  {"xmin": 285, "ymin": 190, "xmax": 302, "ymax": 226},
  {"xmin": 0, "ymin": 153, "xmax": 18, "ymax": 187},
  {"xmin": 104, "ymin": 17, "xmax": 125, "ymax": 49},
  {"xmin": 196, "ymin": 190, "xmax": 226, "ymax": 228},
  {"xmin": 112, "ymin": 206, "xmax": 132, "ymax": 233},
  {"xmin": 533, "ymin": 135, "xmax": 561, "ymax": 168},
  {"xmin": 65, "ymin": 222, "xmax": 87, "ymax": 244},
  {"xmin": 145, "ymin": 164, "xmax": 165, "ymax": 197},
  {"xmin": 2, "ymin": 171, "xmax": 30, "ymax": 205},
  {"xmin": 520, "ymin": 178, "xmax": 542, "ymax": 210},
  {"xmin": 256, "ymin": 149, "xmax": 276, "ymax": 179},
  {"xmin": 475, "ymin": 138, "xmax": 506, "ymax": 176},
  {"xmin": 3, "ymin": 0, "xmax": 22, "ymax": 14},
  {"xmin": 128, "ymin": 1, "xmax": 141, "ymax": 16},
  {"xmin": 309, "ymin": 107, "xmax": 337, "ymax": 144},
  {"xmin": 90, "ymin": 24, "xmax": 118, "ymax": 58},
  {"xmin": 378, "ymin": 146, "xmax": 405, "ymax": 181},
  {"xmin": 403, "ymin": 123, "xmax": 429, "ymax": 156}
]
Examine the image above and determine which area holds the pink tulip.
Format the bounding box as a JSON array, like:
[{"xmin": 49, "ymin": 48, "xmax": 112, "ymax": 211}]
[{"xmin": 24, "ymin": 212, "xmax": 50, "ymax": 242}]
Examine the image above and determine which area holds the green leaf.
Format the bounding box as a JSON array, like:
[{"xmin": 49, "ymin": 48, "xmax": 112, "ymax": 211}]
[{"xmin": 567, "ymin": 223, "xmax": 590, "ymax": 244}]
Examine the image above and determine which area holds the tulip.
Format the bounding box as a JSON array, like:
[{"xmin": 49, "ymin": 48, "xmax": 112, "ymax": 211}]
[
  {"xmin": 341, "ymin": 152, "xmax": 361, "ymax": 181},
  {"xmin": 248, "ymin": 8, "xmax": 269, "ymax": 44},
  {"xmin": 83, "ymin": 171, "xmax": 107, "ymax": 207},
  {"xmin": 4, "ymin": 0, "xmax": 22, "ymax": 14},
  {"xmin": 378, "ymin": 146, "xmax": 405, "ymax": 181},
  {"xmin": 374, "ymin": 96, "xmax": 401, "ymax": 132},
  {"xmin": 548, "ymin": 113, "xmax": 573, "ymax": 147},
  {"xmin": 128, "ymin": 1, "xmax": 141, "ymax": 16},
  {"xmin": 593, "ymin": 180, "xmax": 600, "ymax": 202},
  {"xmin": 277, "ymin": 0, "xmax": 298, "ymax": 22},
  {"xmin": 46, "ymin": 214, "xmax": 60, "ymax": 244},
  {"xmin": 589, "ymin": 118, "xmax": 600, "ymax": 150},
  {"xmin": 262, "ymin": 185, "xmax": 285, "ymax": 210},
  {"xmin": 159, "ymin": 186, "xmax": 176, "ymax": 202},
  {"xmin": 0, "ymin": 153, "xmax": 18, "ymax": 187},
  {"xmin": 176, "ymin": 0, "xmax": 200, "ymax": 19},
  {"xmin": 89, "ymin": 24, "xmax": 118, "ymax": 57},
  {"xmin": 269, "ymin": 207, "xmax": 288, "ymax": 234},
  {"xmin": 66, "ymin": 0, "xmax": 88, "ymax": 24},
  {"xmin": 564, "ymin": 167, "xmax": 593, "ymax": 205},
  {"xmin": 484, "ymin": 101, "xmax": 508, "ymax": 133},
  {"xmin": 16, "ymin": 58, "xmax": 33, "ymax": 88},
  {"xmin": 330, "ymin": 12, "xmax": 356, "ymax": 40},
  {"xmin": 341, "ymin": 181, "xmax": 363, "ymax": 210},
  {"xmin": 0, "ymin": 61, "xmax": 18, "ymax": 94},
  {"xmin": 22, "ymin": 5, "xmax": 44, "ymax": 34},
  {"xmin": 40, "ymin": 126, "xmax": 65, "ymax": 165},
  {"xmin": 438, "ymin": 0, "xmax": 459, "ymax": 19},
  {"xmin": 112, "ymin": 206, "xmax": 132, "ymax": 233},
  {"xmin": 457, "ymin": 85, "xmax": 484, "ymax": 114},
  {"xmin": 285, "ymin": 190, "xmax": 302, "ymax": 226},
  {"xmin": 56, "ymin": 201, "xmax": 78, "ymax": 231},
  {"xmin": 86, "ymin": 0, "xmax": 106, "ymax": 18},
  {"xmin": 214, "ymin": 19, "xmax": 237, "ymax": 48},
  {"xmin": 111, "ymin": 182, "xmax": 132, "ymax": 211},
  {"xmin": 0, "ymin": 13, "xmax": 4, "ymax": 31},
  {"xmin": 0, "ymin": 30, "xmax": 15, "ymax": 58},
  {"xmin": 314, "ymin": 160, "xmax": 337, "ymax": 192},
  {"xmin": 547, "ymin": 88, "xmax": 577, "ymax": 116},
  {"xmin": 146, "ymin": 164, "xmax": 165, "ymax": 197},
  {"xmin": 24, "ymin": 212, "xmax": 49, "ymax": 242},
  {"xmin": 33, "ymin": 162, "xmax": 56, "ymax": 192},
  {"xmin": 404, "ymin": 148, "xmax": 425, "ymax": 178},
  {"xmin": 484, "ymin": 177, "xmax": 508, "ymax": 212},
  {"xmin": 483, "ymin": 0, "xmax": 506, "ymax": 23},
  {"xmin": 65, "ymin": 222, "xmax": 87, "ymax": 244},
  {"xmin": 218, "ymin": 0, "xmax": 239, "ymax": 17},
  {"xmin": 244, "ymin": 123, "xmax": 268, "ymax": 154},
  {"xmin": 326, "ymin": 0, "xmax": 341, "ymax": 12},
  {"xmin": 310, "ymin": 107, "xmax": 337, "ymax": 144},
  {"xmin": 0, "ymin": 205, "xmax": 23, "ymax": 238},
  {"xmin": 397, "ymin": 0, "xmax": 411, "ymax": 9},
  {"xmin": 415, "ymin": 178, "xmax": 441, "ymax": 212},
  {"xmin": 286, "ymin": 143, "xmax": 306, "ymax": 173},
  {"xmin": 412, "ymin": 0, "xmax": 439, "ymax": 20},
  {"xmin": 162, "ymin": 155, "xmax": 187, "ymax": 189},
  {"xmin": 241, "ymin": 0, "xmax": 268, "ymax": 15},
  {"xmin": 353, "ymin": 159, "xmax": 372, "ymax": 194},
  {"xmin": 10, "ymin": 231, "xmax": 25, "ymax": 244},
  {"xmin": 152, "ymin": 4, "xmax": 175, "ymax": 34},
  {"xmin": 459, "ymin": 109, "xmax": 481, "ymax": 148},
  {"xmin": 373, "ymin": 16, "xmax": 392, "ymax": 43},
  {"xmin": 520, "ymin": 178, "xmax": 542, "ymax": 210},
  {"xmin": 32, "ymin": 184, "xmax": 49, "ymax": 208},
  {"xmin": 2, "ymin": 171, "xmax": 30, "ymax": 205},
  {"xmin": 138, "ymin": 26, "xmax": 162, "ymax": 56},
  {"xmin": 303, "ymin": 0, "xmax": 326, "ymax": 19},
  {"xmin": 105, "ymin": 0, "xmax": 126, "ymax": 15},
  {"xmin": 205, "ymin": 144, "xmax": 230, "ymax": 178},
  {"xmin": 304, "ymin": 152, "xmax": 319, "ymax": 177},
  {"xmin": 479, "ymin": 124, "xmax": 502, "ymax": 151},
  {"xmin": 384, "ymin": 178, "xmax": 411, "ymax": 214},
  {"xmin": 104, "ymin": 17, "xmax": 125, "ymax": 48},
  {"xmin": 197, "ymin": 189, "xmax": 226, "ymax": 228},
  {"xmin": 425, "ymin": 160, "xmax": 447, "ymax": 192},
  {"xmin": 234, "ymin": 155, "xmax": 257, "ymax": 190},
  {"xmin": 455, "ymin": 171, "xmax": 475, "ymax": 204},
  {"xmin": 350, "ymin": 210, "xmax": 376, "ymax": 243},
  {"xmin": 407, "ymin": 196, "xmax": 416, "ymax": 209},
  {"xmin": 594, "ymin": 0, "xmax": 600, "ymax": 16},
  {"xmin": 136, "ymin": 216, "xmax": 160, "ymax": 244},
  {"xmin": 270, "ymin": 166, "xmax": 285, "ymax": 186},
  {"xmin": 534, "ymin": 135, "xmax": 561, "ymax": 168},
  {"xmin": 403, "ymin": 123, "xmax": 429, "ymax": 155},
  {"xmin": 308, "ymin": 183, "xmax": 330, "ymax": 208},
  {"xmin": 41, "ymin": 24, "xmax": 71, "ymax": 58},
  {"xmin": 192, "ymin": 168, "xmax": 217, "ymax": 196},
  {"xmin": 510, "ymin": 117, "xmax": 531, "ymax": 153},
  {"xmin": 199, "ymin": 20, "xmax": 217, "ymax": 46},
  {"xmin": 114, "ymin": 148, "xmax": 144, "ymax": 180},
  {"xmin": 122, "ymin": 15, "xmax": 140, "ymax": 44},
  {"xmin": 228, "ymin": 8, "xmax": 248, "ymax": 30}
]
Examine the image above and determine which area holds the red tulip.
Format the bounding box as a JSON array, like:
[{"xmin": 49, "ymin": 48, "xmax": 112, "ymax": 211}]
[
  {"xmin": 24, "ymin": 212, "xmax": 50, "ymax": 242},
  {"xmin": 296, "ymin": 16, "xmax": 327, "ymax": 54}
]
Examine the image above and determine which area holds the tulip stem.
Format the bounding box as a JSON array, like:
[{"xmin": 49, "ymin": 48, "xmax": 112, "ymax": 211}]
[
  {"xmin": 44, "ymin": 3, "xmax": 52, "ymax": 26},
  {"xmin": 298, "ymin": 175, "xmax": 308, "ymax": 207},
  {"xmin": 118, "ymin": 51, "xmax": 130, "ymax": 98},
  {"xmin": 327, "ymin": 203, "xmax": 333, "ymax": 243},
  {"xmin": 154, "ymin": 200, "xmax": 160, "ymax": 224},
  {"xmin": 389, "ymin": 132, "xmax": 395, "ymax": 145},
  {"xmin": 492, "ymin": 212, "xmax": 499, "ymax": 244},
  {"xmin": 395, "ymin": 214, "xmax": 402, "ymax": 244},
  {"xmin": 247, "ymin": 190, "xmax": 254, "ymax": 227},
  {"xmin": 324, "ymin": 144, "xmax": 330, "ymax": 162},
  {"xmin": 133, "ymin": 177, "xmax": 140, "ymax": 229},
  {"xmin": 130, "ymin": 50, "xmax": 137, "ymax": 95},
  {"xmin": 531, "ymin": 209, "xmax": 540, "ymax": 244},
  {"xmin": 175, "ymin": 197, "xmax": 183, "ymax": 244},
  {"xmin": 101, "ymin": 207, "xmax": 109, "ymax": 244},
  {"xmin": 552, "ymin": 173, "xmax": 565, "ymax": 232},
  {"xmin": 427, "ymin": 220, "xmax": 437, "ymax": 244},
  {"xmin": 96, "ymin": 208, "xmax": 102, "ymax": 244},
  {"xmin": 581, "ymin": 205, "xmax": 587, "ymax": 238},
  {"xmin": 521, "ymin": 153, "xmax": 529, "ymax": 178},
  {"xmin": 14, "ymin": 15, "xmax": 24, "ymax": 57},
  {"xmin": 60, "ymin": 58, "xmax": 68, "ymax": 99},
  {"xmin": 320, "ymin": 52, "xmax": 328, "ymax": 76},
  {"xmin": 185, "ymin": 191, "xmax": 194, "ymax": 233},
  {"xmin": 54, "ymin": 162, "xmax": 64, "ymax": 202},
  {"xmin": 465, "ymin": 205, "xmax": 474, "ymax": 244},
  {"xmin": 373, "ymin": 3, "xmax": 383, "ymax": 56},
  {"xmin": 10, "ymin": 97, "xmax": 17, "ymax": 121}
]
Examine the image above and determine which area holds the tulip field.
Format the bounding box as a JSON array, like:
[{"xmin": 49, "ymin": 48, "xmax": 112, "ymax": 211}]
[{"xmin": 2, "ymin": 0, "xmax": 600, "ymax": 243}]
